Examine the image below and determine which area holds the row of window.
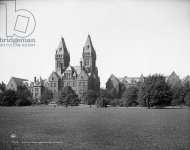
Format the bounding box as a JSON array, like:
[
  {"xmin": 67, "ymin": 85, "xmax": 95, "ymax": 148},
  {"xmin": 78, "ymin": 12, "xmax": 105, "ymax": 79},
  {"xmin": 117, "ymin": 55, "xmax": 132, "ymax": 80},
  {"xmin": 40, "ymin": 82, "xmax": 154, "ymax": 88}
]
[
  {"xmin": 49, "ymin": 81, "xmax": 88, "ymax": 88},
  {"xmin": 50, "ymin": 82, "xmax": 56, "ymax": 87}
]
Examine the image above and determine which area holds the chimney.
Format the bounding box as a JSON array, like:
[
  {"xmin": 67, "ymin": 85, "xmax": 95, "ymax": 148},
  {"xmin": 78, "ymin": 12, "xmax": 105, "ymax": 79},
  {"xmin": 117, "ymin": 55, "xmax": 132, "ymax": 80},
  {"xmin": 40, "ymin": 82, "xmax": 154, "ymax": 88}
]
[{"xmin": 34, "ymin": 77, "xmax": 36, "ymax": 82}]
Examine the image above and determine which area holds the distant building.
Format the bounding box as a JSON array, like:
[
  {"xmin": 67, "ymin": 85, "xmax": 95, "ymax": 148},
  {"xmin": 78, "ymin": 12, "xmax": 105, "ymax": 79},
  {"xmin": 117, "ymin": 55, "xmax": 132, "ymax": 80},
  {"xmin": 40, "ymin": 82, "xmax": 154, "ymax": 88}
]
[
  {"xmin": 30, "ymin": 77, "xmax": 45, "ymax": 100},
  {"xmin": 47, "ymin": 35, "xmax": 100, "ymax": 101},
  {"xmin": 106, "ymin": 74, "xmax": 121, "ymax": 97},
  {"xmin": 119, "ymin": 74, "xmax": 144, "ymax": 88},
  {"xmin": 29, "ymin": 35, "xmax": 100, "ymax": 102},
  {"xmin": 166, "ymin": 71, "xmax": 181, "ymax": 88},
  {"xmin": 7, "ymin": 77, "xmax": 28, "ymax": 91}
]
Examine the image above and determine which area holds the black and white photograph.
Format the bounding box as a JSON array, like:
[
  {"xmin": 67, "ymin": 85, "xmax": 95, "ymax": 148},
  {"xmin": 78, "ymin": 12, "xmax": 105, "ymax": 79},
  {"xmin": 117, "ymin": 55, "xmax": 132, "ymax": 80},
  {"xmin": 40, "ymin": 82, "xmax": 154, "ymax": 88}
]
[{"xmin": 0, "ymin": 0, "xmax": 190, "ymax": 149}]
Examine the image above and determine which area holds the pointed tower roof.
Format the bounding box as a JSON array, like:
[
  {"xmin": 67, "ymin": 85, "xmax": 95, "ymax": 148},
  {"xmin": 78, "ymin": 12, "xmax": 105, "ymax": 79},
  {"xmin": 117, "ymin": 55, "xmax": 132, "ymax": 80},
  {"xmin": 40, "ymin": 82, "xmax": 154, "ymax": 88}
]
[
  {"xmin": 56, "ymin": 37, "xmax": 70, "ymax": 58},
  {"xmin": 83, "ymin": 34, "xmax": 96, "ymax": 59},
  {"xmin": 85, "ymin": 34, "xmax": 93, "ymax": 47}
]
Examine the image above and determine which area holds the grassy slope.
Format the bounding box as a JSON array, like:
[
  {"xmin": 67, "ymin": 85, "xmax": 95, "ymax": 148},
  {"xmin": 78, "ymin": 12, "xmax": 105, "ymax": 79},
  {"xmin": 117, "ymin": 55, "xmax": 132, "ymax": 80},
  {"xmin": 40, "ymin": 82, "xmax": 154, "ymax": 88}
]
[{"xmin": 0, "ymin": 106, "xmax": 189, "ymax": 150}]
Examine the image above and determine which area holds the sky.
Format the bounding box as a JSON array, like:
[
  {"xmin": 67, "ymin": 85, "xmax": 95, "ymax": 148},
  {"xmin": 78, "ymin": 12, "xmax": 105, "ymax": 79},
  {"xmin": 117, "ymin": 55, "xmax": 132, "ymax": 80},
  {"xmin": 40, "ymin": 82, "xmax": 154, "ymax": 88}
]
[{"xmin": 0, "ymin": 0, "xmax": 190, "ymax": 87}]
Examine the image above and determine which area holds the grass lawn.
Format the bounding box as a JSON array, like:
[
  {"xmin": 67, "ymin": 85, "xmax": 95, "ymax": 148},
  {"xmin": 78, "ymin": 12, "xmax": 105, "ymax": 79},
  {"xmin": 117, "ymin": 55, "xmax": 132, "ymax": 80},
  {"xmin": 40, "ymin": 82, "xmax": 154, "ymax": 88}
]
[{"xmin": 0, "ymin": 105, "xmax": 189, "ymax": 150}]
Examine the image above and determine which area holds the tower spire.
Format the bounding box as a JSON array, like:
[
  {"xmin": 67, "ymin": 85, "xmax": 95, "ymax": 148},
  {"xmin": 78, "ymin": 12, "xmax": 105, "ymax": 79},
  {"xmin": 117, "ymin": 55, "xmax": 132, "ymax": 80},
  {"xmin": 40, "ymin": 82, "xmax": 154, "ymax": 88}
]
[{"xmin": 55, "ymin": 37, "xmax": 70, "ymax": 75}]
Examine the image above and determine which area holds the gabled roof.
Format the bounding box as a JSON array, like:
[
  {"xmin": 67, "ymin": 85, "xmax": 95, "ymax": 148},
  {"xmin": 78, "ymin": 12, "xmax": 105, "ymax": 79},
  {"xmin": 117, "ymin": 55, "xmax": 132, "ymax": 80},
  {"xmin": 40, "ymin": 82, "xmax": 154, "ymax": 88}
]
[
  {"xmin": 11, "ymin": 77, "xmax": 28, "ymax": 86},
  {"xmin": 49, "ymin": 72, "xmax": 60, "ymax": 81},
  {"xmin": 73, "ymin": 66, "xmax": 81, "ymax": 75},
  {"xmin": 107, "ymin": 74, "xmax": 120, "ymax": 87},
  {"xmin": 78, "ymin": 69, "xmax": 88, "ymax": 80},
  {"xmin": 65, "ymin": 66, "xmax": 73, "ymax": 71}
]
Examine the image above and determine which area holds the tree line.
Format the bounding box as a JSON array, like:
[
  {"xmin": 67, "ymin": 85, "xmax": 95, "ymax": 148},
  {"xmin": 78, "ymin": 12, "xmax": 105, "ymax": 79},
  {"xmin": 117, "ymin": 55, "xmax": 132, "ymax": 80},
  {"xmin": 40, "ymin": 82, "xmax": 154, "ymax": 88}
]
[
  {"xmin": 99, "ymin": 74, "xmax": 190, "ymax": 108},
  {"xmin": 0, "ymin": 74, "xmax": 190, "ymax": 107}
]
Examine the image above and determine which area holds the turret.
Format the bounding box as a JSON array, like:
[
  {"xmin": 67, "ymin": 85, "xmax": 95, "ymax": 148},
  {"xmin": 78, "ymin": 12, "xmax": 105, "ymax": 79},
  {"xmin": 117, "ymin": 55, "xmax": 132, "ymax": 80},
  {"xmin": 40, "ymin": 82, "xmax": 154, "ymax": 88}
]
[
  {"xmin": 55, "ymin": 37, "xmax": 70, "ymax": 75},
  {"xmin": 82, "ymin": 34, "xmax": 96, "ymax": 73}
]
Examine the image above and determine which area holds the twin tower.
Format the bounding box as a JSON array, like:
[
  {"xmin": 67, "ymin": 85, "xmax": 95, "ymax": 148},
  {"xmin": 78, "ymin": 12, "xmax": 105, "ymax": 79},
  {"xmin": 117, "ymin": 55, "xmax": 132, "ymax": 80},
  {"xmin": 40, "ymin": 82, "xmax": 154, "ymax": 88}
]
[{"xmin": 48, "ymin": 35, "xmax": 100, "ymax": 100}]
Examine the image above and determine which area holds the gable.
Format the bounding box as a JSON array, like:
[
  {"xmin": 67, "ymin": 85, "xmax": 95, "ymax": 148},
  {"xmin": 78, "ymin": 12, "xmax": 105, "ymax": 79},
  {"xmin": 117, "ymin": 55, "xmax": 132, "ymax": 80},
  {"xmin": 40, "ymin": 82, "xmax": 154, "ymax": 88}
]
[{"xmin": 49, "ymin": 72, "xmax": 60, "ymax": 81}]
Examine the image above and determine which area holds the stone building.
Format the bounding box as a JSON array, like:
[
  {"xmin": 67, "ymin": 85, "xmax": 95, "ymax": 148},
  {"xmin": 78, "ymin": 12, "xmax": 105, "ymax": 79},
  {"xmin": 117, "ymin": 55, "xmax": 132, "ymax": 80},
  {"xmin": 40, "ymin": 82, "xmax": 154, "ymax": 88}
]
[
  {"xmin": 48, "ymin": 35, "xmax": 100, "ymax": 101},
  {"xmin": 7, "ymin": 77, "xmax": 28, "ymax": 91},
  {"xmin": 119, "ymin": 74, "xmax": 144, "ymax": 88},
  {"xmin": 30, "ymin": 77, "xmax": 44, "ymax": 100}
]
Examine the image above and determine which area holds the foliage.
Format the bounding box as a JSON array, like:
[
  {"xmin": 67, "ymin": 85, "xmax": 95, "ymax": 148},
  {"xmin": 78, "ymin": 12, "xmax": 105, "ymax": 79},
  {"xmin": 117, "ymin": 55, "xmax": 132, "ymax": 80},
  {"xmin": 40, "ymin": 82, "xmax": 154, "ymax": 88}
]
[
  {"xmin": 137, "ymin": 75, "xmax": 172, "ymax": 107},
  {"xmin": 16, "ymin": 86, "xmax": 32, "ymax": 106},
  {"xmin": 0, "ymin": 90, "xmax": 18, "ymax": 106},
  {"xmin": 40, "ymin": 88, "xmax": 53, "ymax": 104},
  {"xmin": 0, "ymin": 82, "xmax": 6, "ymax": 92},
  {"xmin": 15, "ymin": 98, "xmax": 32, "ymax": 106},
  {"xmin": 170, "ymin": 86, "xmax": 184, "ymax": 106},
  {"xmin": 121, "ymin": 86, "xmax": 138, "ymax": 107},
  {"xmin": 184, "ymin": 92, "xmax": 190, "ymax": 107},
  {"xmin": 0, "ymin": 85, "xmax": 32, "ymax": 106},
  {"xmin": 109, "ymin": 98, "xmax": 120, "ymax": 107},
  {"xmin": 84, "ymin": 89, "xmax": 98, "ymax": 106},
  {"xmin": 96, "ymin": 97, "xmax": 109, "ymax": 107},
  {"xmin": 58, "ymin": 86, "xmax": 80, "ymax": 106},
  {"xmin": 96, "ymin": 88, "xmax": 110, "ymax": 107}
]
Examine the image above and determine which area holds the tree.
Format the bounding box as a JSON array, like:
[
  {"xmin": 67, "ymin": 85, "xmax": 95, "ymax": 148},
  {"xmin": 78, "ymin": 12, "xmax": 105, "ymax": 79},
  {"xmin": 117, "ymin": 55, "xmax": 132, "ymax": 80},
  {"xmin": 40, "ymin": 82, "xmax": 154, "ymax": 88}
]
[
  {"xmin": 121, "ymin": 86, "xmax": 138, "ymax": 107},
  {"xmin": 96, "ymin": 89, "xmax": 109, "ymax": 107},
  {"xmin": 96, "ymin": 97, "xmax": 109, "ymax": 107},
  {"xmin": 40, "ymin": 88, "xmax": 53, "ymax": 104},
  {"xmin": 84, "ymin": 90, "xmax": 98, "ymax": 106},
  {"xmin": 16, "ymin": 86, "xmax": 32, "ymax": 106},
  {"xmin": 106, "ymin": 75, "xmax": 121, "ymax": 99},
  {"xmin": 58, "ymin": 86, "xmax": 80, "ymax": 106},
  {"xmin": 0, "ymin": 82, "xmax": 6, "ymax": 92},
  {"xmin": 170, "ymin": 86, "xmax": 184, "ymax": 106},
  {"xmin": 138, "ymin": 75, "xmax": 172, "ymax": 108},
  {"xmin": 0, "ymin": 90, "xmax": 18, "ymax": 106},
  {"xmin": 184, "ymin": 92, "xmax": 190, "ymax": 107}
]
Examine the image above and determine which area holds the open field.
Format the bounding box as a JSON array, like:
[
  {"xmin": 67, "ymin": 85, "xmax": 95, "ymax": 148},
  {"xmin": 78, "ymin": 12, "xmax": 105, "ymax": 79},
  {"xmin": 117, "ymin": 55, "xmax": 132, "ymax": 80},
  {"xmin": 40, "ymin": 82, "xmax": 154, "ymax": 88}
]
[{"xmin": 0, "ymin": 105, "xmax": 190, "ymax": 150}]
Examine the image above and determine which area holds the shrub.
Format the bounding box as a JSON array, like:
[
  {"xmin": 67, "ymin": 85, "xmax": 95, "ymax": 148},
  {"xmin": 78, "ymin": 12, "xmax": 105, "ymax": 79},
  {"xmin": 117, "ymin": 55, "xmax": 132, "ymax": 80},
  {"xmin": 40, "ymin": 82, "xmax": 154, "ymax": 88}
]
[
  {"xmin": 137, "ymin": 75, "xmax": 172, "ymax": 107},
  {"xmin": 109, "ymin": 98, "xmax": 120, "ymax": 107},
  {"xmin": 58, "ymin": 86, "xmax": 80, "ymax": 106},
  {"xmin": 40, "ymin": 88, "xmax": 53, "ymax": 104},
  {"xmin": 184, "ymin": 92, "xmax": 190, "ymax": 107},
  {"xmin": 15, "ymin": 98, "xmax": 32, "ymax": 106},
  {"xmin": 96, "ymin": 97, "xmax": 109, "ymax": 108},
  {"xmin": 121, "ymin": 86, "xmax": 138, "ymax": 107},
  {"xmin": 1, "ymin": 90, "xmax": 18, "ymax": 106}
]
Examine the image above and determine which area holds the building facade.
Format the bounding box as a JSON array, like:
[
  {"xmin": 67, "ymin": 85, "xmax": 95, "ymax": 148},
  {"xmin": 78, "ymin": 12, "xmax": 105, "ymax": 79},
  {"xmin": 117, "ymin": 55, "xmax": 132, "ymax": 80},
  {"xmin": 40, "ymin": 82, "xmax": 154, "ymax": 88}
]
[
  {"xmin": 7, "ymin": 77, "xmax": 29, "ymax": 91},
  {"xmin": 48, "ymin": 35, "xmax": 100, "ymax": 101}
]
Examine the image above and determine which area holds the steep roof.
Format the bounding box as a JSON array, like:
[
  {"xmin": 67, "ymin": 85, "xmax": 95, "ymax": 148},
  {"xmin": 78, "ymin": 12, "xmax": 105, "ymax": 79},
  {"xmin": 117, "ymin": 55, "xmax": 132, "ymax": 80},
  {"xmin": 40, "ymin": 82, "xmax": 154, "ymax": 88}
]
[
  {"xmin": 78, "ymin": 69, "xmax": 88, "ymax": 80},
  {"xmin": 56, "ymin": 37, "xmax": 70, "ymax": 60},
  {"xmin": 108, "ymin": 74, "xmax": 120, "ymax": 86},
  {"xmin": 73, "ymin": 66, "xmax": 81, "ymax": 75},
  {"xmin": 83, "ymin": 34, "xmax": 96, "ymax": 59},
  {"xmin": 12, "ymin": 77, "xmax": 28, "ymax": 86},
  {"xmin": 48, "ymin": 72, "xmax": 60, "ymax": 81}
]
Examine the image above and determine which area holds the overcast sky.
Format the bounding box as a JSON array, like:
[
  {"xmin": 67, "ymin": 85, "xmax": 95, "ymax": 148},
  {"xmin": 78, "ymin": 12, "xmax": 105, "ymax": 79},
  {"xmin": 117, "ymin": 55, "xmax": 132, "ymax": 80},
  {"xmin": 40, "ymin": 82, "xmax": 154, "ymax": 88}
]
[{"xmin": 0, "ymin": 0, "xmax": 190, "ymax": 87}]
